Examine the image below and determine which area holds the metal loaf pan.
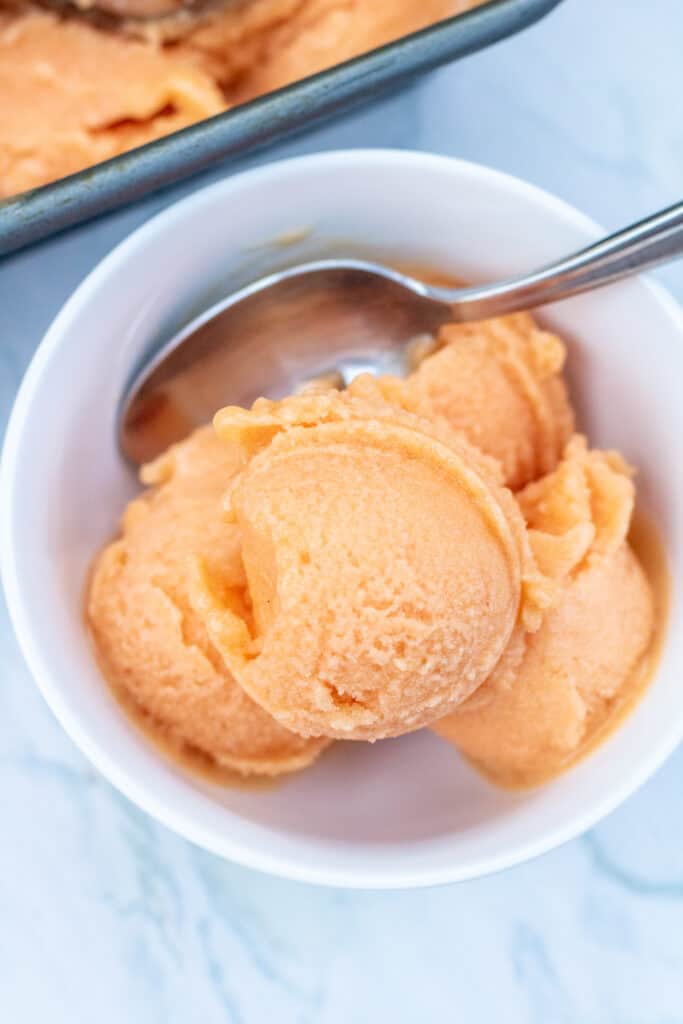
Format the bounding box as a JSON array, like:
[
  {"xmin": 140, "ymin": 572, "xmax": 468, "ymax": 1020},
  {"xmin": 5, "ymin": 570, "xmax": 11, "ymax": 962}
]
[{"xmin": 0, "ymin": 0, "xmax": 562, "ymax": 255}]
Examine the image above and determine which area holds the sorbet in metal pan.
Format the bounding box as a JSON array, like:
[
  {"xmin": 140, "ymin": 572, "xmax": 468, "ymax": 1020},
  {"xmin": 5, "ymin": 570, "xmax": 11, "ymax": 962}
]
[{"xmin": 0, "ymin": 0, "xmax": 485, "ymax": 195}]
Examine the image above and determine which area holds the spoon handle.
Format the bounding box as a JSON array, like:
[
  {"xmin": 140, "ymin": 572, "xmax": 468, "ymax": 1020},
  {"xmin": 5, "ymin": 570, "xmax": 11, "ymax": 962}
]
[{"xmin": 438, "ymin": 200, "xmax": 683, "ymax": 320}]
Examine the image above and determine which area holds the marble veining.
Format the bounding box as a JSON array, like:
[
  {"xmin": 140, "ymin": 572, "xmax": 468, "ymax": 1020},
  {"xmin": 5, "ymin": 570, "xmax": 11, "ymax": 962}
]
[{"xmin": 2, "ymin": 0, "xmax": 683, "ymax": 1020}]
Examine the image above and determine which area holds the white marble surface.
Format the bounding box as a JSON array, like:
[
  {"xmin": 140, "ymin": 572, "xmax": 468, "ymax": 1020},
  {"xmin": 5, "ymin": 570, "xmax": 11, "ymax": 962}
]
[{"xmin": 2, "ymin": 1, "xmax": 683, "ymax": 1020}]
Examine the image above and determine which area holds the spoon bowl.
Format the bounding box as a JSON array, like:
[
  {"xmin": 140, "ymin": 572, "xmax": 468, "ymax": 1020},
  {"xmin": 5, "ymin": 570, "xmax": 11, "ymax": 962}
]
[
  {"xmin": 121, "ymin": 199, "xmax": 683, "ymax": 465},
  {"xmin": 120, "ymin": 261, "xmax": 450, "ymax": 464}
]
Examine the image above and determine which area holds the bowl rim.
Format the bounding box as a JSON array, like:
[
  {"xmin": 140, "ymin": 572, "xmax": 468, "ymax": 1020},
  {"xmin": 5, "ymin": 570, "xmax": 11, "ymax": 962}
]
[{"xmin": 3, "ymin": 148, "xmax": 683, "ymax": 889}]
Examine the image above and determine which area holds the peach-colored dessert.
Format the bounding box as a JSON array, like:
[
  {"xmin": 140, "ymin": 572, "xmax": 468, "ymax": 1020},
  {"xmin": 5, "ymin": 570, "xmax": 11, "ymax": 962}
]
[
  {"xmin": 87, "ymin": 425, "xmax": 329, "ymax": 775},
  {"xmin": 432, "ymin": 437, "xmax": 655, "ymax": 786},
  {"xmin": 86, "ymin": 309, "xmax": 659, "ymax": 789},
  {"xmin": 0, "ymin": 9, "xmax": 225, "ymax": 198},
  {"xmin": 173, "ymin": 0, "xmax": 481, "ymax": 105},
  {"xmin": 362, "ymin": 313, "xmax": 575, "ymax": 490},
  {"xmin": 1, "ymin": 0, "xmax": 485, "ymax": 197},
  {"xmin": 193, "ymin": 391, "xmax": 549, "ymax": 740}
]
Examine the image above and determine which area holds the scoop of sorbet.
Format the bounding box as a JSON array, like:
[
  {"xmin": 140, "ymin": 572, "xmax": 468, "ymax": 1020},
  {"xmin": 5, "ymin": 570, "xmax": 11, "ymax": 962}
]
[
  {"xmin": 87, "ymin": 426, "xmax": 329, "ymax": 775},
  {"xmin": 192, "ymin": 392, "xmax": 549, "ymax": 741},
  {"xmin": 433, "ymin": 437, "xmax": 655, "ymax": 786},
  {"xmin": 357, "ymin": 312, "xmax": 574, "ymax": 491}
]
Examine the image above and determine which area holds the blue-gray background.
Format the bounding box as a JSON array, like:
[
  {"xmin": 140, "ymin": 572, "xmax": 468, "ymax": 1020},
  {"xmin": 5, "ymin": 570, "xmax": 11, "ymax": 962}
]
[{"xmin": 2, "ymin": 1, "xmax": 682, "ymax": 1020}]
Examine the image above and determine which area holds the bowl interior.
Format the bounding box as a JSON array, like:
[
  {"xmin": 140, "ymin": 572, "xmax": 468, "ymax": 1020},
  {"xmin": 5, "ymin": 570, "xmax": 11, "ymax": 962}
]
[{"xmin": 3, "ymin": 151, "xmax": 683, "ymax": 887}]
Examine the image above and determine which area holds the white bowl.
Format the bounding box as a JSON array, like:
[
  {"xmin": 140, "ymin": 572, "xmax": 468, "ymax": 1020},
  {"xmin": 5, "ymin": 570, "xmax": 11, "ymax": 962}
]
[{"xmin": 3, "ymin": 150, "xmax": 682, "ymax": 889}]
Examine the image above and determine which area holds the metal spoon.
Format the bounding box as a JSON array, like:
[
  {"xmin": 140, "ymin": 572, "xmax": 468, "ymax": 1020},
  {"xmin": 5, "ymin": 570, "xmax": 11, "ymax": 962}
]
[{"xmin": 120, "ymin": 200, "xmax": 683, "ymax": 465}]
